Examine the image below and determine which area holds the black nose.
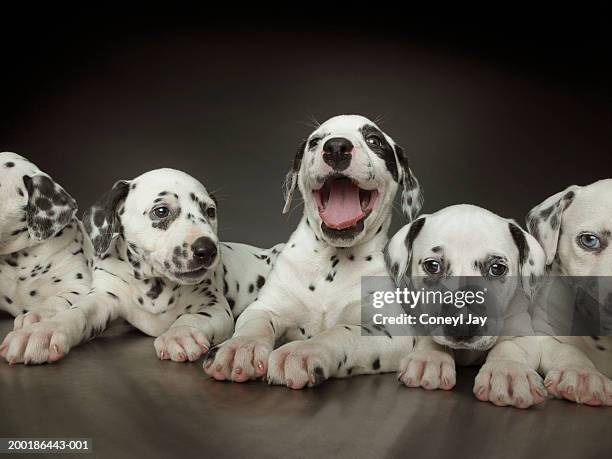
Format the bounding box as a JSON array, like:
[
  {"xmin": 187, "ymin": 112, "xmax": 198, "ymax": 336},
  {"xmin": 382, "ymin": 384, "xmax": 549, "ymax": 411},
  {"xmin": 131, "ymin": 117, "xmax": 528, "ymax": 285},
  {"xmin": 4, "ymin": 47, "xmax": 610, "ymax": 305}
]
[
  {"xmin": 322, "ymin": 137, "xmax": 353, "ymax": 171},
  {"xmin": 191, "ymin": 237, "xmax": 218, "ymax": 267}
]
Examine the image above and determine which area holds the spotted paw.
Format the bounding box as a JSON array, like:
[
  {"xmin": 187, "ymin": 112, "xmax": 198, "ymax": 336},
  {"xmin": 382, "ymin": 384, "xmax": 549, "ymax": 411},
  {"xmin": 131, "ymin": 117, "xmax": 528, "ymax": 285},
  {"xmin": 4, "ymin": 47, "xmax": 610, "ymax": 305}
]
[
  {"xmin": 474, "ymin": 360, "xmax": 547, "ymax": 408},
  {"xmin": 267, "ymin": 341, "xmax": 335, "ymax": 390},
  {"xmin": 398, "ymin": 350, "xmax": 456, "ymax": 390},
  {"xmin": 544, "ymin": 366, "xmax": 612, "ymax": 406},
  {"xmin": 0, "ymin": 321, "xmax": 70, "ymax": 365},
  {"xmin": 154, "ymin": 326, "xmax": 210, "ymax": 362},
  {"xmin": 203, "ymin": 336, "xmax": 271, "ymax": 382}
]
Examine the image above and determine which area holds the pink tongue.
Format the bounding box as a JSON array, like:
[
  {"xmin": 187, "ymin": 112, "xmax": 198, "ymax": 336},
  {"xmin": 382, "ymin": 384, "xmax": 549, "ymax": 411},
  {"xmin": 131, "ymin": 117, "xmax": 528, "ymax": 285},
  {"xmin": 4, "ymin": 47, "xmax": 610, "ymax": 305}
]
[{"xmin": 320, "ymin": 180, "xmax": 364, "ymax": 229}]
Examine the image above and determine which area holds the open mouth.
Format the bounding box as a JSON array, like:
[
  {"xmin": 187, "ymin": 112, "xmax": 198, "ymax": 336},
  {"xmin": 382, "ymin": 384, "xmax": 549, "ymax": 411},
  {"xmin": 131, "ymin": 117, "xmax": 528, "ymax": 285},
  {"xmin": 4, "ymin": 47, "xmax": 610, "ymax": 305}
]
[{"xmin": 313, "ymin": 176, "xmax": 378, "ymax": 233}]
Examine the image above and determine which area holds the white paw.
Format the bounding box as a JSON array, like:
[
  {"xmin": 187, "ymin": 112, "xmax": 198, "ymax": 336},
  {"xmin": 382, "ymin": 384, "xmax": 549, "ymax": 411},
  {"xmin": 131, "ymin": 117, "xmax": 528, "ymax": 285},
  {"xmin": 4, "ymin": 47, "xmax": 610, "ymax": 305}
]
[
  {"xmin": 154, "ymin": 326, "xmax": 210, "ymax": 362},
  {"xmin": 267, "ymin": 341, "xmax": 335, "ymax": 390},
  {"xmin": 544, "ymin": 366, "xmax": 612, "ymax": 406},
  {"xmin": 203, "ymin": 336, "xmax": 271, "ymax": 382},
  {"xmin": 474, "ymin": 360, "xmax": 547, "ymax": 408},
  {"xmin": 398, "ymin": 350, "xmax": 456, "ymax": 390},
  {"xmin": 0, "ymin": 321, "xmax": 70, "ymax": 365}
]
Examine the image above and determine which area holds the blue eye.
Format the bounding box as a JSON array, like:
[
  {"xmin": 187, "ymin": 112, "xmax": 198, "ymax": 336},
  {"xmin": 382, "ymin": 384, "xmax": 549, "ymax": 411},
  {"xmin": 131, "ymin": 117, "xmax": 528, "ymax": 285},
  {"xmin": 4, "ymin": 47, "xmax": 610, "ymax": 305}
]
[{"xmin": 577, "ymin": 233, "xmax": 601, "ymax": 250}]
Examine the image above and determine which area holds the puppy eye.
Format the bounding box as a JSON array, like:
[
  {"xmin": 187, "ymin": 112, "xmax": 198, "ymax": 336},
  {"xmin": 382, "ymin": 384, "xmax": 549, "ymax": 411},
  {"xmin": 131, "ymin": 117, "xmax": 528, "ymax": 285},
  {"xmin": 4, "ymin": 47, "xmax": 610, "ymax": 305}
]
[
  {"xmin": 308, "ymin": 138, "xmax": 320, "ymax": 149},
  {"xmin": 423, "ymin": 259, "xmax": 442, "ymax": 275},
  {"xmin": 206, "ymin": 207, "xmax": 216, "ymax": 219},
  {"xmin": 366, "ymin": 135, "xmax": 381, "ymax": 147},
  {"xmin": 151, "ymin": 206, "xmax": 170, "ymax": 219},
  {"xmin": 577, "ymin": 232, "xmax": 601, "ymax": 250},
  {"xmin": 488, "ymin": 262, "xmax": 507, "ymax": 277}
]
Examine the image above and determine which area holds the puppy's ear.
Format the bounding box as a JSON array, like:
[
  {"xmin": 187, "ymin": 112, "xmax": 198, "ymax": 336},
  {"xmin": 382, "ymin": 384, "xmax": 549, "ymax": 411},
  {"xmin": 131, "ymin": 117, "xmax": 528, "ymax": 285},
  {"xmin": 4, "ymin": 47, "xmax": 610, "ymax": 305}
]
[
  {"xmin": 394, "ymin": 144, "xmax": 424, "ymax": 222},
  {"xmin": 83, "ymin": 180, "xmax": 131, "ymax": 256},
  {"xmin": 22, "ymin": 174, "xmax": 78, "ymax": 241},
  {"xmin": 508, "ymin": 221, "xmax": 546, "ymax": 300},
  {"xmin": 282, "ymin": 140, "xmax": 307, "ymax": 214},
  {"xmin": 208, "ymin": 191, "xmax": 218, "ymax": 207},
  {"xmin": 384, "ymin": 217, "xmax": 427, "ymax": 286},
  {"xmin": 525, "ymin": 185, "xmax": 579, "ymax": 265}
]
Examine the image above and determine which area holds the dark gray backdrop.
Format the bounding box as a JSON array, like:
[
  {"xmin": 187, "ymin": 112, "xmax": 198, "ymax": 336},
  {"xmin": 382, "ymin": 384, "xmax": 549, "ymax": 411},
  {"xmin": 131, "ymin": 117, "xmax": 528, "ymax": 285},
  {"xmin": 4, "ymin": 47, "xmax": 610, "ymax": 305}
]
[{"xmin": 2, "ymin": 10, "xmax": 611, "ymax": 248}]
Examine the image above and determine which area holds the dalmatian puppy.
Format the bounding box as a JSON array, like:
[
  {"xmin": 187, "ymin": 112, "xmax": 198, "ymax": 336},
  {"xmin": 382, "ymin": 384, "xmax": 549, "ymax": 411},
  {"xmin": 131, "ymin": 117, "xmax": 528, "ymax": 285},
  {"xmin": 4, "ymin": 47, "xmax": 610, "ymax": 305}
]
[
  {"xmin": 527, "ymin": 179, "xmax": 612, "ymax": 406},
  {"xmin": 204, "ymin": 114, "xmax": 423, "ymax": 388},
  {"xmin": 385, "ymin": 205, "xmax": 548, "ymax": 408},
  {"xmin": 0, "ymin": 152, "xmax": 90, "ymax": 330},
  {"xmin": 0, "ymin": 168, "xmax": 282, "ymax": 364}
]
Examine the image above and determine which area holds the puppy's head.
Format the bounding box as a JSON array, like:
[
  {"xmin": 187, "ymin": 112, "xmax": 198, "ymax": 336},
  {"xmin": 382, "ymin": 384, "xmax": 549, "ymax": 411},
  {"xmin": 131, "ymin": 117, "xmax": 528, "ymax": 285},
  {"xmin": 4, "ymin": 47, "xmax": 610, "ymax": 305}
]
[
  {"xmin": 283, "ymin": 115, "xmax": 423, "ymax": 247},
  {"xmin": 527, "ymin": 179, "xmax": 612, "ymax": 320},
  {"xmin": 385, "ymin": 204, "xmax": 545, "ymax": 351},
  {"xmin": 0, "ymin": 152, "xmax": 77, "ymax": 255},
  {"xmin": 84, "ymin": 168, "xmax": 219, "ymax": 285},
  {"xmin": 527, "ymin": 179, "xmax": 612, "ymax": 276}
]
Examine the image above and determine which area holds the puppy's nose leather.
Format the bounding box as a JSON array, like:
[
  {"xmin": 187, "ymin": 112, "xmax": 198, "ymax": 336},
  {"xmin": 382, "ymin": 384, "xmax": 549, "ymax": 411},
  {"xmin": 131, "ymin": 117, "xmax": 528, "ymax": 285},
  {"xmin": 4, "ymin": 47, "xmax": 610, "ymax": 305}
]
[
  {"xmin": 322, "ymin": 137, "xmax": 353, "ymax": 171},
  {"xmin": 191, "ymin": 237, "xmax": 218, "ymax": 267}
]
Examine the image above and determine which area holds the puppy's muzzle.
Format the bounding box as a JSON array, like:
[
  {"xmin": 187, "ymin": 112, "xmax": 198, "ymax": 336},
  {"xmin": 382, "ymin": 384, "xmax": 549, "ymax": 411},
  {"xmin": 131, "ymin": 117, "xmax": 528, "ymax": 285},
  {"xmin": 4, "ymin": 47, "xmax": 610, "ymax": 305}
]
[
  {"xmin": 191, "ymin": 237, "xmax": 218, "ymax": 268},
  {"xmin": 322, "ymin": 137, "xmax": 353, "ymax": 171}
]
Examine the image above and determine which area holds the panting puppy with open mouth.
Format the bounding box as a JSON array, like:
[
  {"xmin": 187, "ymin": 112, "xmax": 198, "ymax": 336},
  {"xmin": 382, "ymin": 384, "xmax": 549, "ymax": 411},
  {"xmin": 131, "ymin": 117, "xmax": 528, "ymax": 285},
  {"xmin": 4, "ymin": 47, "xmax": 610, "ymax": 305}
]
[
  {"xmin": 527, "ymin": 179, "xmax": 612, "ymax": 406},
  {"xmin": 204, "ymin": 114, "xmax": 423, "ymax": 388},
  {"xmin": 385, "ymin": 204, "xmax": 548, "ymax": 408},
  {"xmin": 0, "ymin": 168, "xmax": 282, "ymax": 364},
  {"xmin": 0, "ymin": 152, "xmax": 90, "ymax": 330}
]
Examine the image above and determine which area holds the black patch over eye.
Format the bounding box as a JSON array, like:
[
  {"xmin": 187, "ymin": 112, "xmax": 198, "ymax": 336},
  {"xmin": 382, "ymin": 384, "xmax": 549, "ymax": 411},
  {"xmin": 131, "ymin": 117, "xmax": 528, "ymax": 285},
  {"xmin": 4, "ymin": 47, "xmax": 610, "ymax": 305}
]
[
  {"xmin": 423, "ymin": 259, "xmax": 442, "ymax": 275},
  {"xmin": 206, "ymin": 207, "xmax": 216, "ymax": 219},
  {"xmin": 366, "ymin": 135, "xmax": 381, "ymax": 147},
  {"xmin": 152, "ymin": 206, "xmax": 170, "ymax": 219},
  {"xmin": 577, "ymin": 232, "xmax": 601, "ymax": 250},
  {"xmin": 488, "ymin": 262, "xmax": 508, "ymax": 277},
  {"xmin": 308, "ymin": 137, "xmax": 320, "ymax": 149}
]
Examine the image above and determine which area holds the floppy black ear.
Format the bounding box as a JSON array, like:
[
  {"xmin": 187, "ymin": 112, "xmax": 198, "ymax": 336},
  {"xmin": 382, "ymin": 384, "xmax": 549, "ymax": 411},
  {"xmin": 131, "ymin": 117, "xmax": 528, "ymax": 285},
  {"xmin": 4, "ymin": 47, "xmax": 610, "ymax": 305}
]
[
  {"xmin": 282, "ymin": 140, "xmax": 307, "ymax": 214},
  {"xmin": 23, "ymin": 174, "xmax": 78, "ymax": 241},
  {"xmin": 394, "ymin": 145, "xmax": 424, "ymax": 222},
  {"xmin": 508, "ymin": 221, "xmax": 546, "ymax": 300},
  {"xmin": 384, "ymin": 217, "xmax": 427, "ymax": 286},
  {"xmin": 83, "ymin": 180, "xmax": 131, "ymax": 256},
  {"xmin": 525, "ymin": 185, "xmax": 579, "ymax": 266}
]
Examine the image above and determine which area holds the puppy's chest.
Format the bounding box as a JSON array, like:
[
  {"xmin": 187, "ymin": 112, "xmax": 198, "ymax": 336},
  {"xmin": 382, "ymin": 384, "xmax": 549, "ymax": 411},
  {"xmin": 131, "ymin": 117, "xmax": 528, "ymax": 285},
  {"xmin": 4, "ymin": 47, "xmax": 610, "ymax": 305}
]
[
  {"xmin": 283, "ymin": 250, "xmax": 386, "ymax": 325},
  {"xmin": 0, "ymin": 236, "xmax": 86, "ymax": 305},
  {"xmin": 123, "ymin": 277, "xmax": 221, "ymax": 331}
]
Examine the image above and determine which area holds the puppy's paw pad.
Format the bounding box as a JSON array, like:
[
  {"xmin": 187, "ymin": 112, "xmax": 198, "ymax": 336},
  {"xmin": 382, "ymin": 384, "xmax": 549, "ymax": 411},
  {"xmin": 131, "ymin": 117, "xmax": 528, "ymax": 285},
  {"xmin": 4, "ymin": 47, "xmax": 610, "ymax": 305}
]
[
  {"xmin": 202, "ymin": 336, "xmax": 271, "ymax": 382},
  {"xmin": 545, "ymin": 367, "xmax": 612, "ymax": 406},
  {"xmin": 474, "ymin": 360, "xmax": 546, "ymax": 408},
  {"xmin": 0, "ymin": 321, "xmax": 69, "ymax": 365},
  {"xmin": 267, "ymin": 341, "xmax": 333, "ymax": 389},
  {"xmin": 154, "ymin": 326, "xmax": 209, "ymax": 363},
  {"xmin": 398, "ymin": 350, "xmax": 456, "ymax": 391}
]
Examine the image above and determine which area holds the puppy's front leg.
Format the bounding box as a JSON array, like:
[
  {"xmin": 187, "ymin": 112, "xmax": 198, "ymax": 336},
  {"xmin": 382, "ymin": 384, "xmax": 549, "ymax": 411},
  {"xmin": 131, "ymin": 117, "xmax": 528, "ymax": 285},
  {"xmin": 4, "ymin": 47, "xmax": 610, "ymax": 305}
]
[
  {"xmin": 0, "ymin": 292, "xmax": 119, "ymax": 365},
  {"xmin": 154, "ymin": 298, "xmax": 234, "ymax": 363},
  {"xmin": 13, "ymin": 290, "xmax": 87, "ymax": 330},
  {"xmin": 474, "ymin": 337, "xmax": 546, "ymax": 408},
  {"xmin": 203, "ymin": 304, "xmax": 288, "ymax": 382},
  {"xmin": 398, "ymin": 337, "xmax": 456, "ymax": 390},
  {"xmin": 267, "ymin": 325, "xmax": 416, "ymax": 389},
  {"xmin": 203, "ymin": 277, "xmax": 302, "ymax": 382},
  {"xmin": 539, "ymin": 336, "xmax": 612, "ymax": 406}
]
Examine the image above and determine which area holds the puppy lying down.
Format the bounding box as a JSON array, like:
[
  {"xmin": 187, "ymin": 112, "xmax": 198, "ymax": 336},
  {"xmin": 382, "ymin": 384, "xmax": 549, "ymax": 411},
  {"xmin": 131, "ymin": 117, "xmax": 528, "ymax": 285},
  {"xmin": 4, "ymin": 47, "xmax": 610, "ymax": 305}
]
[
  {"xmin": 385, "ymin": 204, "xmax": 552, "ymax": 408},
  {"xmin": 0, "ymin": 152, "xmax": 90, "ymax": 329},
  {"xmin": 527, "ymin": 179, "xmax": 612, "ymax": 406},
  {"xmin": 0, "ymin": 168, "xmax": 282, "ymax": 364}
]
